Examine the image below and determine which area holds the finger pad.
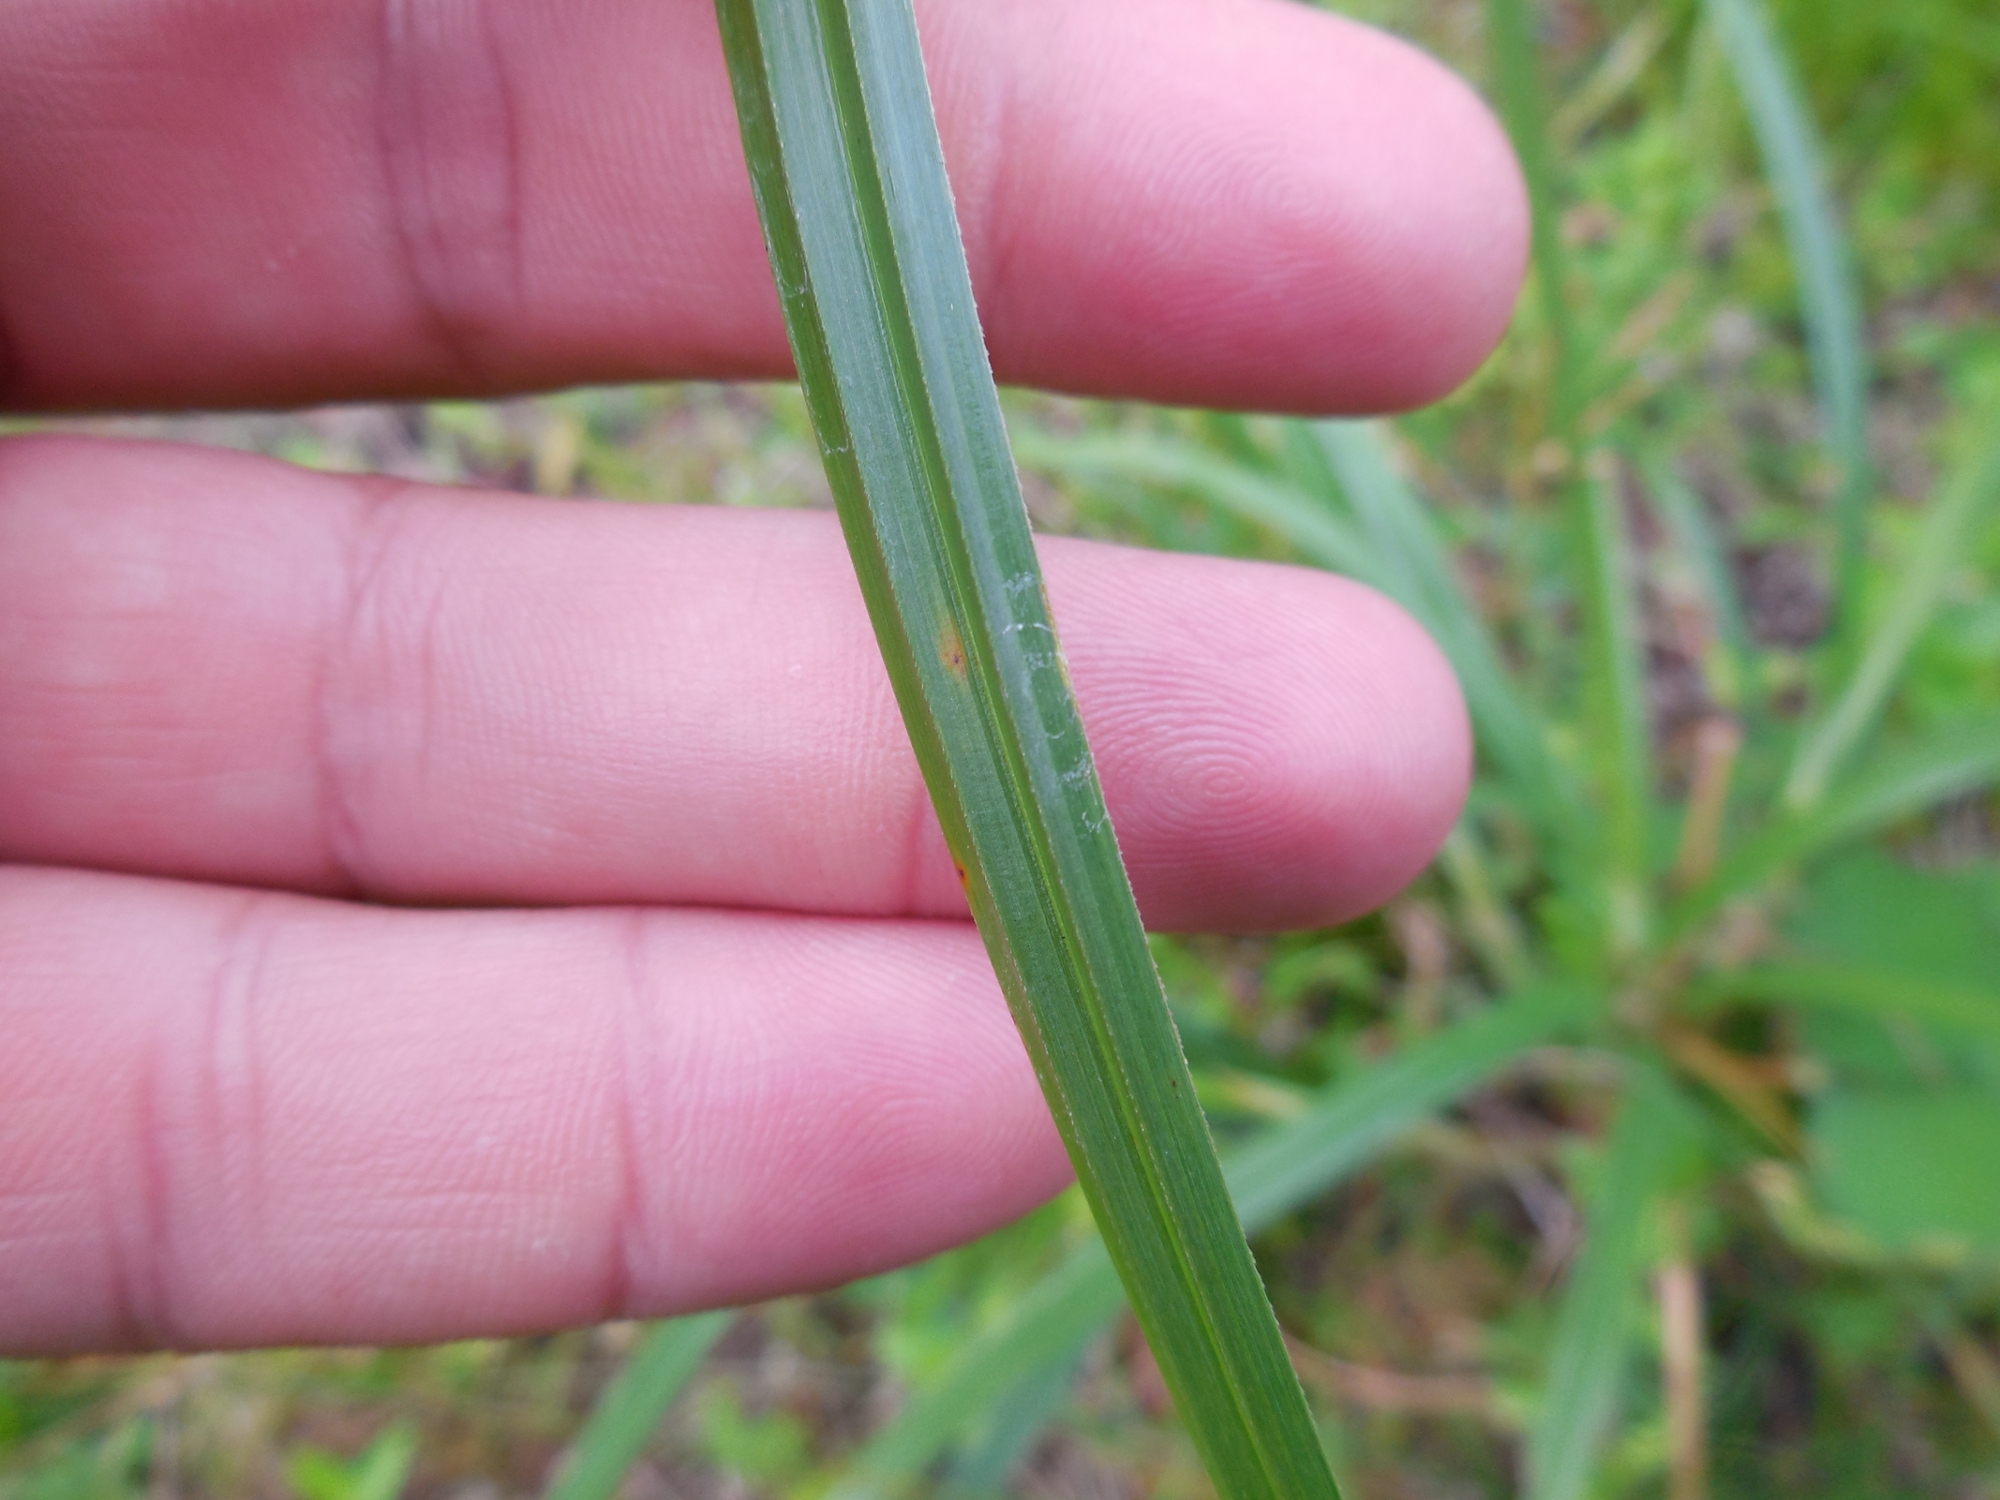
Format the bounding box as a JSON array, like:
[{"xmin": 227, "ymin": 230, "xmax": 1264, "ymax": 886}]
[
  {"xmin": 0, "ymin": 870, "xmax": 1065, "ymax": 1352},
  {"xmin": 960, "ymin": 0, "xmax": 1529, "ymax": 411}
]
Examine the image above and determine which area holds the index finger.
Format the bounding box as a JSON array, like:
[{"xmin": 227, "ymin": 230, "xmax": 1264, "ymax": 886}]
[{"xmin": 0, "ymin": 0, "xmax": 1525, "ymax": 413}]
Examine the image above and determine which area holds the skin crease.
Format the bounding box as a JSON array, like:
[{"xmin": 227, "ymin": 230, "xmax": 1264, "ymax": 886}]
[{"xmin": 0, "ymin": 0, "xmax": 1525, "ymax": 1356}]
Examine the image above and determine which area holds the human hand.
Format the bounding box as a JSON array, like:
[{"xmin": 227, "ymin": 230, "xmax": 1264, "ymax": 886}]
[{"xmin": 0, "ymin": 0, "xmax": 1523, "ymax": 1355}]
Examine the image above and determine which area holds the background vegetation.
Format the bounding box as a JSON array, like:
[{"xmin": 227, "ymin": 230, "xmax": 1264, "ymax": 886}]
[{"xmin": 5, "ymin": 0, "xmax": 1999, "ymax": 1494}]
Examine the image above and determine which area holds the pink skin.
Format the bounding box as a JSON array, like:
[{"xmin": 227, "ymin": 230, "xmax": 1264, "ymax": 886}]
[
  {"xmin": 0, "ymin": 0, "xmax": 1522, "ymax": 1356},
  {"xmin": 0, "ymin": 0, "xmax": 1522, "ymax": 412}
]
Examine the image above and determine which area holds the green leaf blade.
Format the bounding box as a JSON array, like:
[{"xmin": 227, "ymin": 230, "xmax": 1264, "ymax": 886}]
[
  {"xmin": 1575, "ymin": 462, "xmax": 1655, "ymax": 958},
  {"xmin": 1485, "ymin": 0, "xmax": 1582, "ymax": 439},
  {"xmin": 826, "ymin": 1247, "xmax": 1125, "ymax": 1500},
  {"xmin": 714, "ymin": 3, "xmax": 1335, "ymax": 1495},
  {"xmin": 1706, "ymin": 0, "xmax": 1872, "ymax": 610},
  {"xmin": 1229, "ymin": 985, "xmax": 1591, "ymax": 1234},
  {"xmin": 543, "ymin": 1314, "xmax": 732, "ymax": 1500},
  {"xmin": 1010, "ymin": 428, "xmax": 1381, "ymax": 581},
  {"xmin": 1716, "ymin": 964, "xmax": 2000, "ymax": 1043},
  {"xmin": 1527, "ymin": 1070, "xmax": 1693, "ymax": 1500},
  {"xmin": 1786, "ymin": 420, "xmax": 2000, "ymax": 809},
  {"xmin": 1675, "ymin": 710, "xmax": 2000, "ymax": 932},
  {"xmin": 1644, "ymin": 456, "xmax": 1754, "ymax": 679}
]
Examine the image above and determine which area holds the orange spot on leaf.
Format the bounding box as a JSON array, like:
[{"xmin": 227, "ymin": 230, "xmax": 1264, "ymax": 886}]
[{"xmin": 938, "ymin": 620, "xmax": 967, "ymax": 677}]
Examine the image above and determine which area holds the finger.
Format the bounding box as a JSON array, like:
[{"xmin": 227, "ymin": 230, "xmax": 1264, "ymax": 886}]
[
  {"xmin": 0, "ymin": 865, "xmax": 1068, "ymax": 1355},
  {"xmin": 0, "ymin": 0, "xmax": 1524, "ymax": 414},
  {"xmin": 0, "ymin": 435, "xmax": 1471, "ymax": 932}
]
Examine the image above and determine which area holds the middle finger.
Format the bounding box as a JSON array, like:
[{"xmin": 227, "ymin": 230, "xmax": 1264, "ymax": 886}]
[{"xmin": 0, "ymin": 434, "xmax": 1469, "ymax": 929}]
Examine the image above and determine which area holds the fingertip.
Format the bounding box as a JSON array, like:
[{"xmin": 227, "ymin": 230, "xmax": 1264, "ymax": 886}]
[
  {"xmin": 1186, "ymin": 5, "xmax": 1531, "ymax": 412},
  {"xmin": 966, "ymin": 0, "xmax": 1530, "ymax": 413},
  {"xmin": 1056, "ymin": 545, "xmax": 1470, "ymax": 931},
  {"xmin": 1338, "ymin": 27, "xmax": 1531, "ymax": 410},
  {"xmin": 1254, "ymin": 570, "xmax": 1473, "ymax": 919}
]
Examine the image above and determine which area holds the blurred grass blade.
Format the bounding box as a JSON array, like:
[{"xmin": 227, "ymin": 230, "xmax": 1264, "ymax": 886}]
[
  {"xmin": 1488, "ymin": 0, "xmax": 1654, "ymax": 947},
  {"xmin": 1548, "ymin": 7, "xmax": 1670, "ymax": 149},
  {"xmin": 831, "ymin": 987, "xmax": 1590, "ymax": 1497},
  {"xmin": 1798, "ymin": 714, "xmax": 2000, "ymax": 848},
  {"xmin": 1577, "ymin": 460, "xmax": 1655, "ymax": 957},
  {"xmin": 1309, "ymin": 423, "xmax": 1432, "ymax": 617},
  {"xmin": 1010, "ymin": 429, "xmax": 1380, "ymax": 581},
  {"xmin": 1314, "ymin": 421, "xmax": 1577, "ymax": 840},
  {"xmin": 1200, "ymin": 411, "xmax": 1282, "ymax": 474},
  {"xmin": 543, "ymin": 1313, "xmax": 731, "ymax": 1500},
  {"xmin": 1706, "ymin": 0, "xmax": 1871, "ymax": 611},
  {"xmin": 942, "ymin": 1337, "xmax": 1093, "ymax": 1496},
  {"xmin": 1527, "ymin": 1068, "xmax": 1692, "ymax": 1500},
  {"xmin": 1785, "ymin": 422, "xmax": 2000, "ymax": 809},
  {"xmin": 1644, "ymin": 456, "xmax": 1754, "ymax": 676},
  {"xmin": 826, "ymin": 1247, "xmax": 1124, "ymax": 1500},
  {"xmin": 714, "ymin": 4, "xmax": 1332, "ymax": 1496},
  {"xmin": 290, "ymin": 1422, "xmax": 418, "ymax": 1500},
  {"xmin": 1676, "ymin": 711, "xmax": 2000, "ymax": 932},
  {"xmin": 1708, "ymin": 965, "xmax": 2000, "ymax": 1041},
  {"xmin": 1441, "ymin": 825, "xmax": 1539, "ymax": 991},
  {"xmin": 1485, "ymin": 0, "xmax": 1582, "ymax": 437},
  {"xmin": 1227, "ymin": 985, "xmax": 1592, "ymax": 1230}
]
